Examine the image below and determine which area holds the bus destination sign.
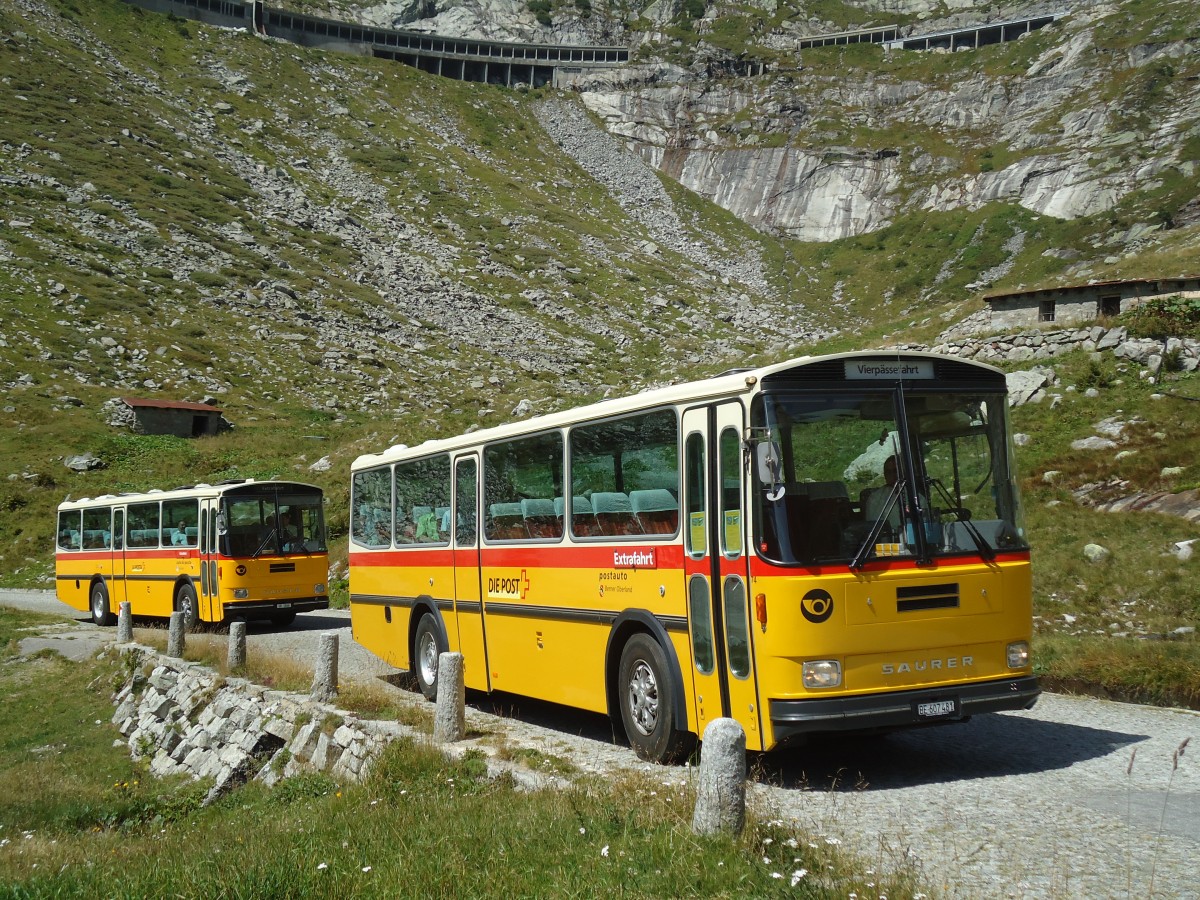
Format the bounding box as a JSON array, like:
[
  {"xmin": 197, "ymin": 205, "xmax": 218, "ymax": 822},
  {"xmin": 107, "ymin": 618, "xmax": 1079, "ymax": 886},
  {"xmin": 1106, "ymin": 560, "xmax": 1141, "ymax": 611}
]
[{"xmin": 845, "ymin": 360, "xmax": 935, "ymax": 380}]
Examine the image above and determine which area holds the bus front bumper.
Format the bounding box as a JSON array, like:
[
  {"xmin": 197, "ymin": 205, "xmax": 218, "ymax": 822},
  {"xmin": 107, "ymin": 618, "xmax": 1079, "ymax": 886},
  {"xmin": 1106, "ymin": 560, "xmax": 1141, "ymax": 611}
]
[
  {"xmin": 769, "ymin": 676, "xmax": 1041, "ymax": 743},
  {"xmin": 220, "ymin": 597, "xmax": 329, "ymax": 619}
]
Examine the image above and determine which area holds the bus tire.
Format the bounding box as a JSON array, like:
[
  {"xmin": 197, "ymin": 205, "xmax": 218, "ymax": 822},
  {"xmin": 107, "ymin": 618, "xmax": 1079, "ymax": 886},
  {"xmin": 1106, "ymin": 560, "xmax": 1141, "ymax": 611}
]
[
  {"xmin": 413, "ymin": 613, "xmax": 444, "ymax": 701},
  {"xmin": 176, "ymin": 583, "xmax": 200, "ymax": 631},
  {"xmin": 90, "ymin": 581, "xmax": 115, "ymax": 627},
  {"xmin": 618, "ymin": 633, "xmax": 690, "ymax": 764}
]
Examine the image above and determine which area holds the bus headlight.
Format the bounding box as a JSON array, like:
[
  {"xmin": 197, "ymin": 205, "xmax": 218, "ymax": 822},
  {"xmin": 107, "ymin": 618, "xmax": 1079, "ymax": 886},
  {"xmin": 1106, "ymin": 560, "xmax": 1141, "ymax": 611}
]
[
  {"xmin": 802, "ymin": 659, "xmax": 841, "ymax": 689},
  {"xmin": 1007, "ymin": 641, "xmax": 1030, "ymax": 668},
  {"xmin": 233, "ymin": 588, "xmax": 249, "ymax": 599},
  {"xmin": 315, "ymin": 583, "xmax": 326, "ymax": 594}
]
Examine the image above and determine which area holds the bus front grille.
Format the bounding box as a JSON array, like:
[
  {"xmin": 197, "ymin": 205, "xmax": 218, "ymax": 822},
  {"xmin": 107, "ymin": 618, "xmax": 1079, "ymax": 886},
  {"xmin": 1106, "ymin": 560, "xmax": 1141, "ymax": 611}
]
[{"xmin": 896, "ymin": 583, "xmax": 959, "ymax": 612}]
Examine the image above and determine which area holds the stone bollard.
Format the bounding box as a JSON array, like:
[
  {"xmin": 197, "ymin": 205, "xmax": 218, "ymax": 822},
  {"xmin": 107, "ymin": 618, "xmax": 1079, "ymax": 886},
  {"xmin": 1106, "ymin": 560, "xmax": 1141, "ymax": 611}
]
[
  {"xmin": 116, "ymin": 601, "xmax": 133, "ymax": 642},
  {"xmin": 433, "ymin": 652, "xmax": 466, "ymax": 743},
  {"xmin": 166, "ymin": 611, "xmax": 186, "ymax": 658},
  {"xmin": 310, "ymin": 632, "xmax": 339, "ymax": 702},
  {"xmin": 227, "ymin": 621, "xmax": 247, "ymax": 671},
  {"xmin": 691, "ymin": 718, "xmax": 746, "ymax": 836}
]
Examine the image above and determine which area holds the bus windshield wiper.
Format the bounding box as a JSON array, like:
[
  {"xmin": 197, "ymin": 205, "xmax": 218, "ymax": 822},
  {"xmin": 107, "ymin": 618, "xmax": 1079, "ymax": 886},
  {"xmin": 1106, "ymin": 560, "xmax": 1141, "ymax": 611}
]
[
  {"xmin": 928, "ymin": 478, "xmax": 995, "ymax": 560},
  {"xmin": 252, "ymin": 528, "xmax": 276, "ymax": 559},
  {"xmin": 850, "ymin": 478, "xmax": 905, "ymax": 571}
]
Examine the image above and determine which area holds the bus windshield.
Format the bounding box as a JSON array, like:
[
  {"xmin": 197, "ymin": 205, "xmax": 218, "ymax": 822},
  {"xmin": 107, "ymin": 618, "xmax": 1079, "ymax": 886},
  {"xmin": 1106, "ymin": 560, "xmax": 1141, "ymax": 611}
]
[
  {"xmin": 752, "ymin": 389, "xmax": 1027, "ymax": 566},
  {"xmin": 221, "ymin": 487, "xmax": 327, "ymax": 557}
]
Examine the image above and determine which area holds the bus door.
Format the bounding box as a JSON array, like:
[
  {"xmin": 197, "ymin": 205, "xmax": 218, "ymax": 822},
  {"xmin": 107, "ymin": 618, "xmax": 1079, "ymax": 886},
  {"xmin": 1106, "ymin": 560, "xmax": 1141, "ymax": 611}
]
[
  {"xmin": 199, "ymin": 499, "xmax": 220, "ymax": 622},
  {"xmin": 111, "ymin": 508, "xmax": 128, "ymax": 606},
  {"xmin": 452, "ymin": 456, "xmax": 490, "ymax": 691},
  {"xmin": 681, "ymin": 403, "xmax": 764, "ymax": 751}
]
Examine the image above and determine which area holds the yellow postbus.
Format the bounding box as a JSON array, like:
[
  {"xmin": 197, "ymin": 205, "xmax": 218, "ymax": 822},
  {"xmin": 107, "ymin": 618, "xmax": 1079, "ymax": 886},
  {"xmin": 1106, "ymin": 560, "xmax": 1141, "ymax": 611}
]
[
  {"xmin": 349, "ymin": 351, "xmax": 1039, "ymax": 761},
  {"xmin": 56, "ymin": 479, "xmax": 329, "ymax": 628}
]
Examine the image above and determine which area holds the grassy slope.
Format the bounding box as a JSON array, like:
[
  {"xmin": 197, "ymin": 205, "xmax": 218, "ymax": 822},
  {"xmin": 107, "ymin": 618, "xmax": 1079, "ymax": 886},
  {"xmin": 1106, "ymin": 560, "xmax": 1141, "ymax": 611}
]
[
  {"xmin": 0, "ymin": 608, "xmax": 918, "ymax": 897},
  {"xmin": 0, "ymin": 0, "xmax": 1198, "ymax": 702}
]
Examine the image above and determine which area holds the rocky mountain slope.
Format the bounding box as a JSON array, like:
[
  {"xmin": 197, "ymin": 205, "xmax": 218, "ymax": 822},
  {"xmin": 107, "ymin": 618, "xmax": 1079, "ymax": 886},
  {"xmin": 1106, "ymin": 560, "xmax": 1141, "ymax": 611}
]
[
  {"xmin": 342, "ymin": 0, "xmax": 1200, "ymax": 249},
  {"xmin": 0, "ymin": 0, "xmax": 1197, "ymax": 590}
]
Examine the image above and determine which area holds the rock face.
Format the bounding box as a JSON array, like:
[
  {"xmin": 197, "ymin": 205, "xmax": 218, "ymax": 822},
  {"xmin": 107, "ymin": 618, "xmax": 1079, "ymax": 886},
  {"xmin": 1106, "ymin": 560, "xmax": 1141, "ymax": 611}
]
[{"xmin": 356, "ymin": 0, "xmax": 1200, "ymax": 242}]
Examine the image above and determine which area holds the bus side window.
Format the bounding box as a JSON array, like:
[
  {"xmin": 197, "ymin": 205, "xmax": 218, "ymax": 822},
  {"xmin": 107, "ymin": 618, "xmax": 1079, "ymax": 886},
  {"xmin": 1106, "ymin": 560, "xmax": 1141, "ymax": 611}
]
[
  {"xmin": 57, "ymin": 510, "xmax": 83, "ymax": 551},
  {"xmin": 352, "ymin": 467, "xmax": 394, "ymax": 548},
  {"xmin": 394, "ymin": 455, "xmax": 451, "ymax": 546}
]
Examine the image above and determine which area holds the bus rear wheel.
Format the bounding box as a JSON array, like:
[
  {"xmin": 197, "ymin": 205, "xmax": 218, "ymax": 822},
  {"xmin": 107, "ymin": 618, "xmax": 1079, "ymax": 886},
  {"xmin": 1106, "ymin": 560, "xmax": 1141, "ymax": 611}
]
[
  {"xmin": 89, "ymin": 581, "xmax": 115, "ymax": 627},
  {"xmin": 618, "ymin": 633, "xmax": 692, "ymax": 764},
  {"xmin": 176, "ymin": 583, "xmax": 200, "ymax": 631},
  {"xmin": 413, "ymin": 614, "xmax": 444, "ymax": 701}
]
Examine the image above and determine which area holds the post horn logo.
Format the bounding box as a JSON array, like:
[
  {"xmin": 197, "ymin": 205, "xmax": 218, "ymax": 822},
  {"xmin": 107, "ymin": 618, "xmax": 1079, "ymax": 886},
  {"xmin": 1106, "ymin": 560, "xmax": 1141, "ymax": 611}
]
[{"xmin": 801, "ymin": 588, "xmax": 834, "ymax": 624}]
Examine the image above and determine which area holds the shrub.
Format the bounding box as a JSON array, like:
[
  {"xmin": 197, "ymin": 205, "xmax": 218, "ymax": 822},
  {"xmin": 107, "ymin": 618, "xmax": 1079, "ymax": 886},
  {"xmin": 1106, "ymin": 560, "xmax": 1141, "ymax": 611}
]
[{"xmin": 1122, "ymin": 294, "xmax": 1200, "ymax": 338}]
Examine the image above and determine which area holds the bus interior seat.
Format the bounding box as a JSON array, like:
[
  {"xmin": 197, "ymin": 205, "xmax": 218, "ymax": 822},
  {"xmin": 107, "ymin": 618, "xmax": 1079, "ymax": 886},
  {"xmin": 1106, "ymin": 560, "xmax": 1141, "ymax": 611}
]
[
  {"xmin": 520, "ymin": 498, "xmax": 561, "ymax": 539},
  {"xmin": 435, "ymin": 506, "xmax": 451, "ymax": 534},
  {"xmin": 488, "ymin": 502, "xmax": 525, "ymax": 540},
  {"xmin": 557, "ymin": 495, "xmax": 599, "ymax": 537},
  {"xmin": 629, "ymin": 488, "xmax": 679, "ymax": 534},
  {"xmin": 591, "ymin": 491, "xmax": 642, "ymax": 536},
  {"xmin": 370, "ymin": 509, "xmax": 392, "ymax": 546},
  {"xmin": 412, "ymin": 505, "xmax": 440, "ymax": 542},
  {"xmin": 777, "ymin": 481, "xmax": 851, "ymax": 558}
]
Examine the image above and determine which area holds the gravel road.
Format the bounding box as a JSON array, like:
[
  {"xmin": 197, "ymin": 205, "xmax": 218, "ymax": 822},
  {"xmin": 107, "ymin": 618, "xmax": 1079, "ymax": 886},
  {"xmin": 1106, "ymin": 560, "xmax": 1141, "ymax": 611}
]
[{"xmin": 5, "ymin": 589, "xmax": 1197, "ymax": 898}]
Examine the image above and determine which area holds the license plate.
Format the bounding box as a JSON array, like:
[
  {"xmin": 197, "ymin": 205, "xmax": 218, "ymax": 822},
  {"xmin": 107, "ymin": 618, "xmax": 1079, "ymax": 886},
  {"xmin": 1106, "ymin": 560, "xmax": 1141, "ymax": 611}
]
[
  {"xmin": 917, "ymin": 699, "xmax": 957, "ymax": 718},
  {"xmin": 278, "ymin": 603, "xmax": 292, "ymax": 609}
]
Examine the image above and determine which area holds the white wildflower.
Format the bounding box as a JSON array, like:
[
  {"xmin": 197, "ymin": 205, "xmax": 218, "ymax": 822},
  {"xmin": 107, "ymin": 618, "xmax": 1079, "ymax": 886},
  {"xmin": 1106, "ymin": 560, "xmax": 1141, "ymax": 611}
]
[
  {"xmin": 317, "ymin": 862, "xmax": 328, "ymax": 871},
  {"xmin": 601, "ymin": 845, "xmax": 610, "ymax": 858},
  {"xmin": 790, "ymin": 869, "xmax": 808, "ymax": 887}
]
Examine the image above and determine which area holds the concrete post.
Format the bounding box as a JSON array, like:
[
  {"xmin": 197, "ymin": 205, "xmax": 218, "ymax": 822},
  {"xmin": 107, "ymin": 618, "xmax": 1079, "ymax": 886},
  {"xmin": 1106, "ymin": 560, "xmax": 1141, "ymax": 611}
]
[
  {"xmin": 166, "ymin": 611, "xmax": 185, "ymax": 658},
  {"xmin": 433, "ymin": 652, "xmax": 466, "ymax": 743},
  {"xmin": 116, "ymin": 601, "xmax": 133, "ymax": 642},
  {"xmin": 310, "ymin": 632, "xmax": 339, "ymax": 702},
  {"xmin": 691, "ymin": 718, "xmax": 746, "ymax": 836},
  {"xmin": 227, "ymin": 620, "xmax": 247, "ymax": 671}
]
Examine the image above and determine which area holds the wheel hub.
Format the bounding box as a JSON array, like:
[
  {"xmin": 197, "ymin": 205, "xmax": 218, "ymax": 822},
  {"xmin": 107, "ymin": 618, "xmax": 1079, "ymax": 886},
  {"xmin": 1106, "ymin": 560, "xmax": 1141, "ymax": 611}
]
[{"xmin": 627, "ymin": 660, "xmax": 659, "ymax": 736}]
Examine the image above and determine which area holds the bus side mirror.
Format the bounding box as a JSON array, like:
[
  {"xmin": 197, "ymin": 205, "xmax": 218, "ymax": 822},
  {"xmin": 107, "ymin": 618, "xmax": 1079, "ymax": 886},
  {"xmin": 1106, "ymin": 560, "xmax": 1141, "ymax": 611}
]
[{"xmin": 756, "ymin": 442, "xmax": 786, "ymax": 501}]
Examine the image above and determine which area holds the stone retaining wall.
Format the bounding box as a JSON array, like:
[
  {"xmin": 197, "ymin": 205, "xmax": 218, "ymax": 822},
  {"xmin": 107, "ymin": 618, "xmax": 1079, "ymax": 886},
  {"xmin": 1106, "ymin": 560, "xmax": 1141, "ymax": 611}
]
[
  {"xmin": 109, "ymin": 646, "xmax": 415, "ymax": 804},
  {"xmin": 925, "ymin": 325, "xmax": 1200, "ymax": 372}
]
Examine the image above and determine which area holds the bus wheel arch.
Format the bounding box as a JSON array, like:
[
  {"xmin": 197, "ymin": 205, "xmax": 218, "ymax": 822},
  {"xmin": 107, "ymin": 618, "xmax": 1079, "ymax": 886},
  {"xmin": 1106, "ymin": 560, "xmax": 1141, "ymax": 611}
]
[
  {"xmin": 409, "ymin": 600, "xmax": 448, "ymax": 701},
  {"xmin": 89, "ymin": 578, "xmax": 115, "ymax": 627},
  {"xmin": 606, "ymin": 612, "xmax": 694, "ymax": 763},
  {"xmin": 175, "ymin": 579, "xmax": 200, "ymax": 630}
]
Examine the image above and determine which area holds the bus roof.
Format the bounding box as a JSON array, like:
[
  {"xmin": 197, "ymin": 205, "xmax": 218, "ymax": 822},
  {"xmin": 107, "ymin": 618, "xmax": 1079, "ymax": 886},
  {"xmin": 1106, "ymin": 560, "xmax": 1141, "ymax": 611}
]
[
  {"xmin": 351, "ymin": 350, "xmax": 1003, "ymax": 471},
  {"xmin": 57, "ymin": 479, "xmax": 323, "ymax": 511}
]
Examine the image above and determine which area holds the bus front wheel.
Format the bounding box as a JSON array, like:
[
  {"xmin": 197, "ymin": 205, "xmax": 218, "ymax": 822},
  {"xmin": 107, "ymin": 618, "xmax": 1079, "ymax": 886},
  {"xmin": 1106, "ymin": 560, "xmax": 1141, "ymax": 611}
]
[
  {"xmin": 618, "ymin": 633, "xmax": 691, "ymax": 764},
  {"xmin": 176, "ymin": 583, "xmax": 200, "ymax": 631},
  {"xmin": 413, "ymin": 614, "xmax": 444, "ymax": 701},
  {"xmin": 90, "ymin": 582, "xmax": 115, "ymax": 627}
]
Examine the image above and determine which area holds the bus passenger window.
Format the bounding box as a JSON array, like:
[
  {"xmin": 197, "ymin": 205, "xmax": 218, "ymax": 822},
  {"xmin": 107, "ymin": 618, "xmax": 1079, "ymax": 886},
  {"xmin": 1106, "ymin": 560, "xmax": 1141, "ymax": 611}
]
[
  {"xmin": 483, "ymin": 432, "xmax": 564, "ymax": 542},
  {"xmin": 394, "ymin": 456, "xmax": 451, "ymax": 546},
  {"xmin": 351, "ymin": 467, "xmax": 393, "ymax": 548},
  {"xmin": 570, "ymin": 409, "xmax": 678, "ymax": 540}
]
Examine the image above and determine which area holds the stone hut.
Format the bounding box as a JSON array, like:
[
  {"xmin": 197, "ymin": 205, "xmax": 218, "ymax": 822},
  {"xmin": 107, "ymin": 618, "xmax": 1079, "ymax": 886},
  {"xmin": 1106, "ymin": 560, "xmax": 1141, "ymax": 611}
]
[
  {"xmin": 117, "ymin": 397, "xmax": 230, "ymax": 437},
  {"xmin": 984, "ymin": 277, "xmax": 1200, "ymax": 329}
]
